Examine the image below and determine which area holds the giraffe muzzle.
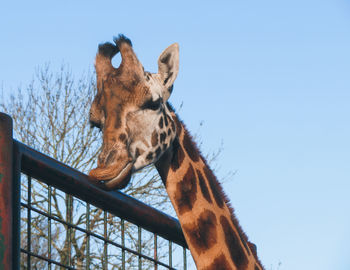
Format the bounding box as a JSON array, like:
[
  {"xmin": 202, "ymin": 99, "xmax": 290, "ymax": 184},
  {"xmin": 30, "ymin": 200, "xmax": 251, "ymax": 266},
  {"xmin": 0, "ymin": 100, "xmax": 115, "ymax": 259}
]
[
  {"xmin": 99, "ymin": 162, "xmax": 133, "ymax": 190},
  {"xmin": 89, "ymin": 153, "xmax": 134, "ymax": 190}
]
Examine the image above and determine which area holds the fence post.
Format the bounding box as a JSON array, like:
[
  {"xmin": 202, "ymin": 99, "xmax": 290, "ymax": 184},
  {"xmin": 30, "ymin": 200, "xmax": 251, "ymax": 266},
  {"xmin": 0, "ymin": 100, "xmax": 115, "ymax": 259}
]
[{"xmin": 0, "ymin": 112, "xmax": 14, "ymax": 270}]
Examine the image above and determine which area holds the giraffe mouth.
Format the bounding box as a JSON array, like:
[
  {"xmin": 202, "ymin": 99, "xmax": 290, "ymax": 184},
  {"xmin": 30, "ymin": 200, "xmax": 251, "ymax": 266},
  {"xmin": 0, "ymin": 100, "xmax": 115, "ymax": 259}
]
[{"xmin": 89, "ymin": 161, "xmax": 134, "ymax": 190}]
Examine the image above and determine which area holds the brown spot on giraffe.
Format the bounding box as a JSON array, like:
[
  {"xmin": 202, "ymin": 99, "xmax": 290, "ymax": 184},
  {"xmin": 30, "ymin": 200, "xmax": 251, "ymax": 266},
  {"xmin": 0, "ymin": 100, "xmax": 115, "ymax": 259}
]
[
  {"xmin": 203, "ymin": 254, "xmax": 231, "ymax": 270},
  {"xmin": 203, "ymin": 166, "xmax": 225, "ymax": 208},
  {"xmin": 119, "ymin": 133, "xmax": 127, "ymax": 143},
  {"xmin": 220, "ymin": 215, "xmax": 249, "ymax": 270},
  {"xmin": 175, "ymin": 164, "xmax": 197, "ymax": 215},
  {"xmin": 134, "ymin": 148, "xmax": 141, "ymax": 159},
  {"xmin": 160, "ymin": 132, "xmax": 166, "ymax": 143},
  {"xmin": 146, "ymin": 152, "xmax": 153, "ymax": 161},
  {"xmin": 151, "ymin": 130, "xmax": 158, "ymax": 147},
  {"xmin": 170, "ymin": 138, "xmax": 185, "ymax": 171},
  {"xmin": 196, "ymin": 169, "xmax": 212, "ymax": 203},
  {"xmin": 159, "ymin": 117, "xmax": 164, "ymax": 129},
  {"xmin": 163, "ymin": 111, "xmax": 169, "ymax": 126},
  {"xmin": 182, "ymin": 210, "xmax": 217, "ymax": 254},
  {"xmin": 183, "ymin": 130, "xmax": 200, "ymax": 162}
]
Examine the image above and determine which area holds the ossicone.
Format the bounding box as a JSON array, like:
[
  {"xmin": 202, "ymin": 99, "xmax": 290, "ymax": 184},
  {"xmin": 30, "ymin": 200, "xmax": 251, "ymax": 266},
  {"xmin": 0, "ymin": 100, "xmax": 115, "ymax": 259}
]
[{"xmin": 95, "ymin": 34, "xmax": 141, "ymax": 81}]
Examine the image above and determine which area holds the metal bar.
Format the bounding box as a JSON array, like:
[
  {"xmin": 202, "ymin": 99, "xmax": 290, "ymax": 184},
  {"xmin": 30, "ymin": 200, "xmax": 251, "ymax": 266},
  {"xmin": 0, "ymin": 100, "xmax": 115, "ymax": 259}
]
[
  {"xmin": 104, "ymin": 210, "xmax": 108, "ymax": 269},
  {"xmin": 67, "ymin": 194, "xmax": 72, "ymax": 266},
  {"xmin": 20, "ymin": 248, "xmax": 77, "ymax": 270},
  {"xmin": 27, "ymin": 176, "xmax": 32, "ymax": 268},
  {"xmin": 121, "ymin": 219, "xmax": 125, "ymax": 270},
  {"xmin": 154, "ymin": 234, "xmax": 158, "ymax": 270},
  {"xmin": 12, "ymin": 139, "xmax": 21, "ymax": 270},
  {"xmin": 0, "ymin": 112, "xmax": 14, "ymax": 269},
  {"xmin": 86, "ymin": 203, "xmax": 90, "ymax": 270},
  {"xmin": 16, "ymin": 140, "xmax": 188, "ymax": 248},
  {"xmin": 138, "ymin": 226, "xmax": 142, "ymax": 270},
  {"xmin": 69, "ymin": 195, "xmax": 73, "ymax": 266},
  {"xmin": 169, "ymin": 241, "xmax": 172, "ymax": 268},
  {"xmin": 48, "ymin": 186, "xmax": 52, "ymax": 270},
  {"xmin": 183, "ymin": 247, "xmax": 187, "ymax": 270}
]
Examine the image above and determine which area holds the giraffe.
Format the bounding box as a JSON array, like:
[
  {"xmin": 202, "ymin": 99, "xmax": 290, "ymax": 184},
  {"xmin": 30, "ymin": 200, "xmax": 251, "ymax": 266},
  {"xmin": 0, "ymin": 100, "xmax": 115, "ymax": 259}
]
[{"xmin": 89, "ymin": 35, "xmax": 264, "ymax": 270}]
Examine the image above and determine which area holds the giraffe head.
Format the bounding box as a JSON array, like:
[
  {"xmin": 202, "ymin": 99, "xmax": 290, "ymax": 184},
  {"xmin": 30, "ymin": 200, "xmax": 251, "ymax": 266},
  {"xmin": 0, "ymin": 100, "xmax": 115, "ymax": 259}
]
[{"xmin": 89, "ymin": 35, "xmax": 179, "ymax": 190}]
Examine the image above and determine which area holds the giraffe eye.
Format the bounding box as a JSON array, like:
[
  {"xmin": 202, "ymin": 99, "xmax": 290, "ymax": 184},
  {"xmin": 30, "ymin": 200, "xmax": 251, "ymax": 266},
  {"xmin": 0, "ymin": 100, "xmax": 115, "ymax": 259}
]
[
  {"xmin": 142, "ymin": 98, "xmax": 162, "ymax": 111},
  {"xmin": 90, "ymin": 120, "xmax": 104, "ymax": 131}
]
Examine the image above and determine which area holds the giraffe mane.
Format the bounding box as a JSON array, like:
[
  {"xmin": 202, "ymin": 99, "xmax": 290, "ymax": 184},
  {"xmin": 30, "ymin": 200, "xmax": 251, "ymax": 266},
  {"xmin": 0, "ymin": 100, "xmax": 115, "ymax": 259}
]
[{"xmin": 167, "ymin": 103, "xmax": 250, "ymax": 243}]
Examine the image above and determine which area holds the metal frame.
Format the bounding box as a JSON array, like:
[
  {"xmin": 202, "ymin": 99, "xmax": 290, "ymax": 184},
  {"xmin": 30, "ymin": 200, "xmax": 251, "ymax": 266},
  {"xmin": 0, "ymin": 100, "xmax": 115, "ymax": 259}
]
[{"xmin": 0, "ymin": 112, "xmax": 188, "ymax": 269}]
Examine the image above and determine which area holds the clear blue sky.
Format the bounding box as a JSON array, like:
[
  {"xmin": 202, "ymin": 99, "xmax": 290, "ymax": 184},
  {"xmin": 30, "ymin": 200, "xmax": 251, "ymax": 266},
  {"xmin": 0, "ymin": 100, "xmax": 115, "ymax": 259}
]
[{"xmin": 1, "ymin": 1, "xmax": 350, "ymax": 269}]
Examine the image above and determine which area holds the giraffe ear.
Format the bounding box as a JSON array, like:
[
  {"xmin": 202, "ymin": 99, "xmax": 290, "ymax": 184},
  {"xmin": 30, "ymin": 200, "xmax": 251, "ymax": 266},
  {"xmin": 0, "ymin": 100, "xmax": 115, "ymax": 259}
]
[{"xmin": 157, "ymin": 43, "xmax": 179, "ymax": 100}]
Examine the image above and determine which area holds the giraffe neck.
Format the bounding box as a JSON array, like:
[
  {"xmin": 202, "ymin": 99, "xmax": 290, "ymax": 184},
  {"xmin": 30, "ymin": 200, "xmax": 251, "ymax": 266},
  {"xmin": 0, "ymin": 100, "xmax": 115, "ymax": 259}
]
[{"xmin": 155, "ymin": 113, "xmax": 264, "ymax": 270}]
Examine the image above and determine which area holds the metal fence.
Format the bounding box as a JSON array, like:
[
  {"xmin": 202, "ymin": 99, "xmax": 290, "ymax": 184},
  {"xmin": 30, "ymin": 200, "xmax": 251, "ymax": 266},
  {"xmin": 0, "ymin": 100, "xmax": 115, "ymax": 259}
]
[{"xmin": 0, "ymin": 112, "xmax": 190, "ymax": 269}]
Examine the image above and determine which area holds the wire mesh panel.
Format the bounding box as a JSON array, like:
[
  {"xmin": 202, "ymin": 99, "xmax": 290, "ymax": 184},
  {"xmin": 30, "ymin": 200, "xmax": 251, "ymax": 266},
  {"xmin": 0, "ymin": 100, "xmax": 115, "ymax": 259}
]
[
  {"xmin": 18, "ymin": 170, "xmax": 191, "ymax": 269},
  {"xmin": 0, "ymin": 114, "xmax": 193, "ymax": 269}
]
